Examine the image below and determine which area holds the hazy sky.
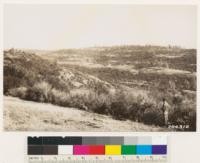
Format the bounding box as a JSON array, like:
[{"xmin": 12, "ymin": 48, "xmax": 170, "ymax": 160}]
[{"xmin": 4, "ymin": 4, "xmax": 197, "ymax": 49}]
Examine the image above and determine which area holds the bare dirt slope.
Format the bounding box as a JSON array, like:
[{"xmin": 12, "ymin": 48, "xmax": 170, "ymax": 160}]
[{"xmin": 4, "ymin": 96, "xmax": 165, "ymax": 131}]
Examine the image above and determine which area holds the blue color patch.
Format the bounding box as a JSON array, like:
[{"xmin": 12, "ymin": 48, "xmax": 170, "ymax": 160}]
[{"xmin": 136, "ymin": 145, "xmax": 152, "ymax": 155}]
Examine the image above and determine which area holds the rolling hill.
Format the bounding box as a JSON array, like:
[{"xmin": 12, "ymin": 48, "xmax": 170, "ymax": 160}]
[{"xmin": 3, "ymin": 45, "xmax": 196, "ymax": 131}]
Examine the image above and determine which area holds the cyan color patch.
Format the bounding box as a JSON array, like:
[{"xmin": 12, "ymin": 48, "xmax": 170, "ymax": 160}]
[{"xmin": 136, "ymin": 145, "xmax": 152, "ymax": 155}]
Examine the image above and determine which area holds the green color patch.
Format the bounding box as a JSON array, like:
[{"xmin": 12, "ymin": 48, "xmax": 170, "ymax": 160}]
[{"xmin": 121, "ymin": 145, "xmax": 136, "ymax": 155}]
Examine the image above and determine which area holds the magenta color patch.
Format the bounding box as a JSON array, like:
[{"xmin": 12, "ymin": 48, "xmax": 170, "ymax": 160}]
[{"xmin": 73, "ymin": 145, "xmax": 90, "ymax": 155}]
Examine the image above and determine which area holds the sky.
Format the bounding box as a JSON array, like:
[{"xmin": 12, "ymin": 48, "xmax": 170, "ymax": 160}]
[{"xmin": 4, "ymin": 4, "xmax": 197, "ymax": 49}]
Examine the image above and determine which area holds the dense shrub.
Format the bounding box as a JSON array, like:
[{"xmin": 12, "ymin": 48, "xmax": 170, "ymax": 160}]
[
  {"xmin": 105, "ymin": 89, "xmax": 158, "ymax": 122},
  {"xmin": 107, "ymin": 90, "xmax": 128, "ymax": 119},
  {"xmin": 4, "ymin": 76, "xmax": 24, "ymax": 94},
  {"xmin": 84, "ymin": 92, "xmax": 111, "ymax": 114},
  {"xmin": 49, "ymin": 88, "xmax": 70, "ymax": 106},
  {"xmin": 25, "ymin": 81, "xmax": 52, "ymax": 102},
  {"xmin": 126, "ymin": 102, "xmax": 140, "ymax": 121},
  {"xmin": 110, "ymin": 101, "xmax": 128, "ymax": 120},
  {"xmin": 8, "ymin": 87, "xmax": 27, "ymax": 99},
  {"xmin": 6, "ymin": 79, "xmax": 196, "ymax": 130},
  {"xmin": 143, "ymin": 108, "xmax": 164, "ymax": 126},
  {"xmin": 66, "ymin": 89, "xmax": 90, "ymax": 110}
]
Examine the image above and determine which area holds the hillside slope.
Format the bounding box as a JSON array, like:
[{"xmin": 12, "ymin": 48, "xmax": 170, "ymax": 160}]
[
  {"xmin": 4, "ymin": 49, "xmax": 113, "ymax": 93},
  {"xmin": 4, "ymin": 96, "xmax": 166, "ymax": 131},
  {"xmin": 4, "ymin": 47, "xmax": 196, "ymax": 131}
]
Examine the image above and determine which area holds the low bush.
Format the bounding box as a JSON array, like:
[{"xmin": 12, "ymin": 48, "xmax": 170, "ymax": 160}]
[
  {"xmin": 142, "ymin": 108, "xmax": 164, "ymax": 126},
  {"xmin": 4, "ymin": 76, "xmax": 25, "ymax": 94},
  {"xmin": 84, "ymin": 92, "xmax": 111, "ymax": 114},
  {"xmin": 25, "ymin": 81, "xmax": 52, "ymax": 102},
  {"xmin": 110, "ymin": 101, "xmax": 128, "ymax": 120},
  {"xmin": 49, "ymin": 88, "xmax": 70, "ymax": 106},
  {"xmin": 8, "ymin": 87, "xmax": 27, "ymax": 99}
]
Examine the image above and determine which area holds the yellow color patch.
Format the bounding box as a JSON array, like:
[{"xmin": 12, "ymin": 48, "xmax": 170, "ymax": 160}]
[{"xmin": 105, "ymin": 145, "xmax": 121, "ymax": 155}]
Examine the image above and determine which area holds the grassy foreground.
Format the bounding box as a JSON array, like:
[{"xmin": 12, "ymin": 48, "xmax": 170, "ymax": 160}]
[{"xmin": 4, "ymin": 96, "xmax": 167, "ymax": 131}]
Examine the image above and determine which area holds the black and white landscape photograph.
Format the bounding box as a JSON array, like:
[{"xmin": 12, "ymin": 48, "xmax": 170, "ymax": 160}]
[{"xmin": 3, "ymin": 4, "xmax": 197, "ymax": 131}]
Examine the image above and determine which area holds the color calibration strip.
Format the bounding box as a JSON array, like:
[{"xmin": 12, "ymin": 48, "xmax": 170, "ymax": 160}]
[{"xmin": 28, "ymin": 136, "xmax": 167, "ymax": 155}]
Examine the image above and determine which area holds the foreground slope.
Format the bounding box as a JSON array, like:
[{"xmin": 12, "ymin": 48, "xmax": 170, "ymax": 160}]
[{"xmin": 4, "ymin": 96, "xmax": 165, "ymax": 131}]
